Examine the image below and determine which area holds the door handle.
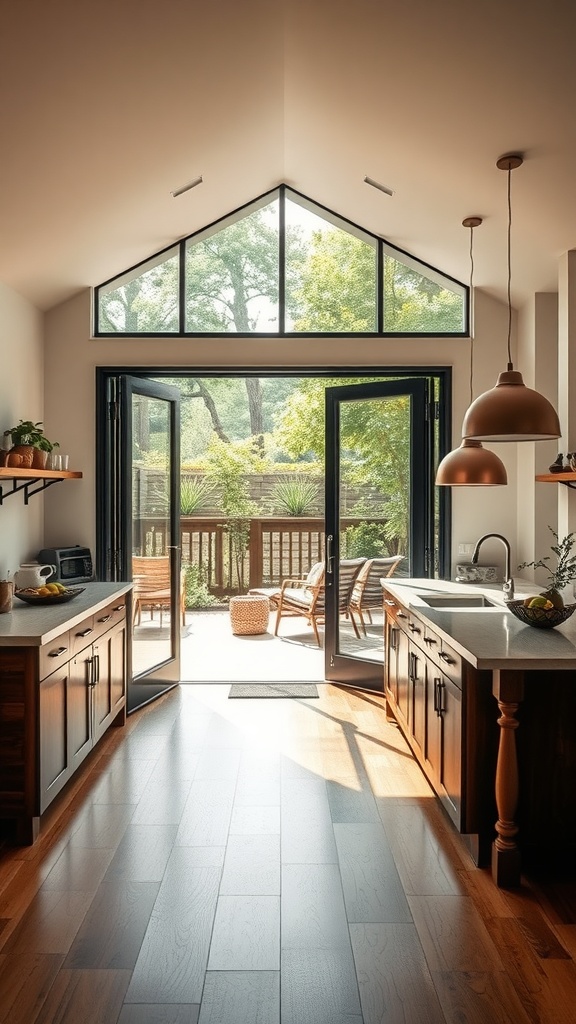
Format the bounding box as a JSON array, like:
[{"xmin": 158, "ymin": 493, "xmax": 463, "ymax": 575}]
[{"xmin": 326, "ymin": 534, "xmax": 334, "ymax": 575}]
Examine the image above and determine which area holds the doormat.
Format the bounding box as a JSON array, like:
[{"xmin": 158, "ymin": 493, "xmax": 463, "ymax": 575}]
[{"xmin": 228, "ymin": 683, "xmax": 319, "ymax": 698}]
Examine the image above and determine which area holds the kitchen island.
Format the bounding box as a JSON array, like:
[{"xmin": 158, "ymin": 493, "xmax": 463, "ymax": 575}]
[
  {"xmin": 382, "ymin": 577, "xmax": 576, "ymax": 887},
  {"xmin": 0, "ymin": 582, "xmax": 131, "ymax": 843}
]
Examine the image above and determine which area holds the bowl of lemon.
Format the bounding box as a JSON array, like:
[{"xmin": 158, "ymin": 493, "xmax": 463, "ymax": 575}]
[
  {"xmin": 15, "ymin": 582, "xmax": 85, "ymax": 605},
  {"xmin": 508, "ymin": 594, "xmax": 576, "ymax": 629}
]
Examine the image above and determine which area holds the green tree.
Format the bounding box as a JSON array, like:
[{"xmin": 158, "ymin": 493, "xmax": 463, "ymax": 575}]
[
  {"xmin": 204, "ymin": 437, "xmax": 262, "ymax": 591},
  {"xmin": 292, "ymin": 231, "xmax": 377, "ymax": 332},
  {"xmin": 291, "ymin": 228, "xmax": 462, "ymax": 334},
  {"xmin": 383, "ymin": 255, "xmax": 463, "ymax": 332},
  {"xmin": 275, "ymin": 377, "xmax": 410, "ymax": 551}
]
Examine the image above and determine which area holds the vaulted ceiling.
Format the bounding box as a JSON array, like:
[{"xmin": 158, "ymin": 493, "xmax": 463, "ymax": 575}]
[{"xmin": 2, "ymin": 0, "xmax": 575, "ymax": 313}]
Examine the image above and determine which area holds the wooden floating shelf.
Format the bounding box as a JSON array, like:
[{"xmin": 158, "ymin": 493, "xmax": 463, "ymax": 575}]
[
  {"xmin": 0, "ymin": 468, "xmax": 82, "ymax": 505},
  {"xmin": 0, "ymin": 468, "xmax": 82, "ymax": 480},
  {"xmin": 536, "ymin": 472, "xmax": 576, "ymax": 488}
]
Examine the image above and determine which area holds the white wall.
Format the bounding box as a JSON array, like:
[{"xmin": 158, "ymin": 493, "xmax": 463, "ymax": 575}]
[
  {"xmin": 0, "ymin": 281, "xmax": 45, "ymax": 577},
  {"xmin": 42, "ymin": 284, "xmax": 522, "ymax": 580}
]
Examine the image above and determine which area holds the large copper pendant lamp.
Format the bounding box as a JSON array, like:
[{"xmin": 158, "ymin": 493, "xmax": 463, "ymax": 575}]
[
  {"xmin": 436, "ymin": 218, "xmax": 507, "ymax": 486},
  {"xmin": 462, "ymin": 155, "xmax": 561, "ymax": 442}
]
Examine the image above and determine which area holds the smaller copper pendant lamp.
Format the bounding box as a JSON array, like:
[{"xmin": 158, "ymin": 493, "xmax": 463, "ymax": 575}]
[
  {"xmin": 436, "ymin": 218, "xmax": 508, "ymax": 486},
  {"xmin": 435, "ymin": 438, "xmax": 507, "ymax": 486},
  {"xmin": 462, "ymin": 155, "xmax": 561, "ymax": 443}
]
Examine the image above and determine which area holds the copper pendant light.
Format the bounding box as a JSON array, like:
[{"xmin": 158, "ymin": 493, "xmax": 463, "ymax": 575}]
[
  {"xmin": 436, "ymin": 218, "xmax": 508, "ymax": 486},
  {"xmin": 462, "ymin": 155, "xmax": 561, "ymax": 442}
]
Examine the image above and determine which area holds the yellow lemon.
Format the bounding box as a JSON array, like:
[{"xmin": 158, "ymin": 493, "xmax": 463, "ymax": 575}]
[
  {"xmin": 36, "ymin": 587, "xmax": 51, "ymax": 596},
  {"xmin": 46, "ymin": 583, "xmax": 60, "ymax": 594},
  {"xmin": 528, "ymin": 596, "xmax": 554, "ymax": 610}
]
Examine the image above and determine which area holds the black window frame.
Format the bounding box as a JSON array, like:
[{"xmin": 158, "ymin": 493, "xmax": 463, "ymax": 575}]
[{"xmin": 94, "ymin": 186, "xmax": 468, "ymax": 339}]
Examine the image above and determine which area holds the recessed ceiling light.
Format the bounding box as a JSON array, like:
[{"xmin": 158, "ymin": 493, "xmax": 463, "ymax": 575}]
[
  {"xmin": 364, "ymin": 175, "xmax": 394, "ymax": 197},
  {"xmin": 170, "ymin": 175, "xmax": 203, "ymax": 198}
]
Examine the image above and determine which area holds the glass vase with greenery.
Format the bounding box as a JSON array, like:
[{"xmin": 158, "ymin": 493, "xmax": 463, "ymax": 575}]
[{"xmin": 518, "ymin": 528, "xmax": 576, "ymax": 608}]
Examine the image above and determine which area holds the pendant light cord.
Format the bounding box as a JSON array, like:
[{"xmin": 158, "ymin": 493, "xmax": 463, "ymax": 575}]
[
  {"xmin": 469, "ymin": 225, "xmax": 474, "ymax": 404},
  {"xmin": 506, "ymin": 167, "xmax": 513, "ymax": 370}
]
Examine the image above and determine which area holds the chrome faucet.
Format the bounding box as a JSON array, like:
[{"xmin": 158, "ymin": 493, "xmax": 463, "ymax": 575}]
[{"xmin": 472, "ymin": 533, "xmax": 514, "ymax": 602}]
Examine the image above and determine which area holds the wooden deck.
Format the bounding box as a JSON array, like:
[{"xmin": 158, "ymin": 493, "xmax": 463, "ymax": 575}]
[{"xmin": 133, "ymin": 608, "xmax": 385, "ymax": 682}]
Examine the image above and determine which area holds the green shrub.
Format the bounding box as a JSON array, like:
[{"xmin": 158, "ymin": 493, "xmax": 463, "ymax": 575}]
[
  {"xmin": 271, "ymin": 475, "xmax": 320, "ymax": 516},
  {"xmin": 180, "ymin": 475, "xmax": 215, "ymax": 515},
  {"xmin": 343, "ymin": 521, "xmax": 387, "ymax": 559},
  {"xmin": 183, "ymin": 562, "xmax": 219, "ymax": 609}
]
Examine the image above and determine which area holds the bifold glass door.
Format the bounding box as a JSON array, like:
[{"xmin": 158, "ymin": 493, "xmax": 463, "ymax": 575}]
[
  {"xmin": 100, "ymin": 375, "xmax": 181, "ymax": 712},
  {"xmin": 324, "ymin": 378, "xmax": 433, "ymax": 690}
]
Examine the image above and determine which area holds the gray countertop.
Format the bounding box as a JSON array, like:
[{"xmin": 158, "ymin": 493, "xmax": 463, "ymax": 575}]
[
  {"xmin": 382, "ymin": 578, "xmax": 576, "ymax": 671},
  {"xmin": 0, "ymin": 582, "xmax": 132, "ymax": 647}
]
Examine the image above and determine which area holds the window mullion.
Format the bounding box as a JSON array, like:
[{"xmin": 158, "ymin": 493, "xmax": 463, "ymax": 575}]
[{"xmin": 279, "ymin": 185, "xmax": 286, "ymax": 334}]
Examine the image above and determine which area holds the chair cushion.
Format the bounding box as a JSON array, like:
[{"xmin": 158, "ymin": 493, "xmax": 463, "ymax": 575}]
[
  {"xmin": 282, "ymin": 587, "xmax": 316, "ymax": 609},
  {"xmin": 306, "ymin": 561, "xmax": 324, "ymax": 586}
]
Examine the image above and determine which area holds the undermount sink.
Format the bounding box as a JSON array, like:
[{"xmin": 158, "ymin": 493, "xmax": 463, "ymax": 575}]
[{"xmin": 419, "ymin": 594, "xmax": 498, "ymax": 609}]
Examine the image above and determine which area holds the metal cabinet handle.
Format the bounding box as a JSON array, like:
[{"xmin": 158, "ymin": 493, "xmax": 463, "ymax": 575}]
[
  {"xmin": 97, "ymin": 614, "xmax": 112, "ymax": 623},
  {"xmin": 433, "ymin": 677, "xmax": 439, "ymax": 713},
  {"xmin": 397, "ymin": 611, "xmax": 407, "ymax": 619},
  {"xmin": 439, "ymin": 651, "xmax": 455, "ymax": 665},
  {"xmin": 437, "ymin": 680, "xmax": 445, "ymax": 714},
  {"xmin": 48, "ymin": 646, "xmax": 68, "ymax": 658},
  {"xmin": 424, "ymin": 636, "xmax": 438, "ymax": 645},
  {"xmin": 76, "ymin": 628, "xmax": 93, "ymax": 638},
  {"xmin": 112, "ymin": 604, "xmax": 125, "ymax": 612},
  {"xmin": 409, "ymin": 623, "xmax": 421, "ymax": 634},
  {"xmin": 390, "ymin": 626, "xmax": 399, "ymax": 651}
]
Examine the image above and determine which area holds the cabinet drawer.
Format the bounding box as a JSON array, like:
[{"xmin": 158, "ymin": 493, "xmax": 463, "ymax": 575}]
[
  {"xmin": 38, "ymin": 632, "xmax": 71, "ymax": 681},
  {"xmin": 423, "ymin": 622, "xmax": 441, "ymax": 654},
  {"xmin": 437, "ymin": 640, "xmax": 462, "ymax": 688},
  {"xmin": 94, "ymin": 597, "xmax": 126, "ymax": 634},
  {"xmin": 383, "ymin": 592, "xmax": 406, "ymax": 624},
  {"xmin": 70, "ymin": 614, "xmax": 96, "ymax": 658}
]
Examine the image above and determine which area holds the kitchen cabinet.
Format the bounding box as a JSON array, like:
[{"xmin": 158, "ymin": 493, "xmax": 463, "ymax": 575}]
[
  {"xmin": 384, "ymin": 587, "xmax": 497, "ymax": 861},
  {"xmin": 0, "ymin": 590, "xmax": 127, "ymax": 842}
]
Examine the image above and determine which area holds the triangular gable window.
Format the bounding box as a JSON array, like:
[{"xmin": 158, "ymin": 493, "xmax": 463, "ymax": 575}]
[{"xmin": 95, "ymin": 186, "xmax": 467, "ymax": 337}]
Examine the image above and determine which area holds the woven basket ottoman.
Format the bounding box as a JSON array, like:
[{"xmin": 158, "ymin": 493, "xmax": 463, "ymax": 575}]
[{"xmin": 229, "ymin": 594, "xmax": 270, "ymax": 635}]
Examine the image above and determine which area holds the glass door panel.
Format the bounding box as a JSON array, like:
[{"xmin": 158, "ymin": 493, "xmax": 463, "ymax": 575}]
[
  {"xmin": 118, "ymin": 376, "xmax": 181, "ymax": 711},
  {"xmin": 324, "ymin": 378, "xmax": 432, "ymax": 690},
  {"xmin": 131, "ymin": 392, "xmax": 174, "ymax": 676}
]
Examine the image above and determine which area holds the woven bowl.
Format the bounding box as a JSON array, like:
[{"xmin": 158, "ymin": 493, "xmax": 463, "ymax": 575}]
[{"xmin": 507, "ymin": 599, "xmax": 576, "ymax": 630}]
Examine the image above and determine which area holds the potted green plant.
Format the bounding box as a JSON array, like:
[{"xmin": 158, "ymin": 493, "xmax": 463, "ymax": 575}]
[
  {"xmin": 3, "ymin": 420, "xmax": 59, "ymax": 470},
  {"xmin": 518, "ymin": 527, "xmax": 576, "ymax": 608}
]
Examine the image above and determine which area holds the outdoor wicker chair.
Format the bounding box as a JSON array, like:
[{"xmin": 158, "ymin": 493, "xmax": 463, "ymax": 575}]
[{"xmin": 347, "ymin": 555, "xmax": 404, "ymax": 637}]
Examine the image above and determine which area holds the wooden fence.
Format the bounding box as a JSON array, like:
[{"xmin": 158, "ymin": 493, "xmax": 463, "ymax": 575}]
[{"xmin": 135, "ymin": 515, "xmax": 390, "ymax": 595}]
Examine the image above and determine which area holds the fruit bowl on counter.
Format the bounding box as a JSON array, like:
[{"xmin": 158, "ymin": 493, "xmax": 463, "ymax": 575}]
[
  {"xmin": 507, "ymin": 597, "xmax": 576, "ymax": 630},
  {"xmin": 15, "ymin": 585, "xmax": 85, "ymax": 606}
]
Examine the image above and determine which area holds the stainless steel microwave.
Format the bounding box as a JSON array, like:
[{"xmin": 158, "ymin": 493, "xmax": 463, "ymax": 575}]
[{"xmin": 37, "ymin": 546, "xmax": 94, "ymax": 585}]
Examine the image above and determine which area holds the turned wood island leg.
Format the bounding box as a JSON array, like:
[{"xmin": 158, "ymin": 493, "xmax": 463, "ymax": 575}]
[{"xmin": 492, "ymin": 669, "xmax": 524, "ymax": 887}]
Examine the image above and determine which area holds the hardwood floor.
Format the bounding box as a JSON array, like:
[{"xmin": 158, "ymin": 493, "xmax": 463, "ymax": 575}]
[{"xmin": 1, "ymin": 682, "xmax": 575, "ymax": 1023}]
